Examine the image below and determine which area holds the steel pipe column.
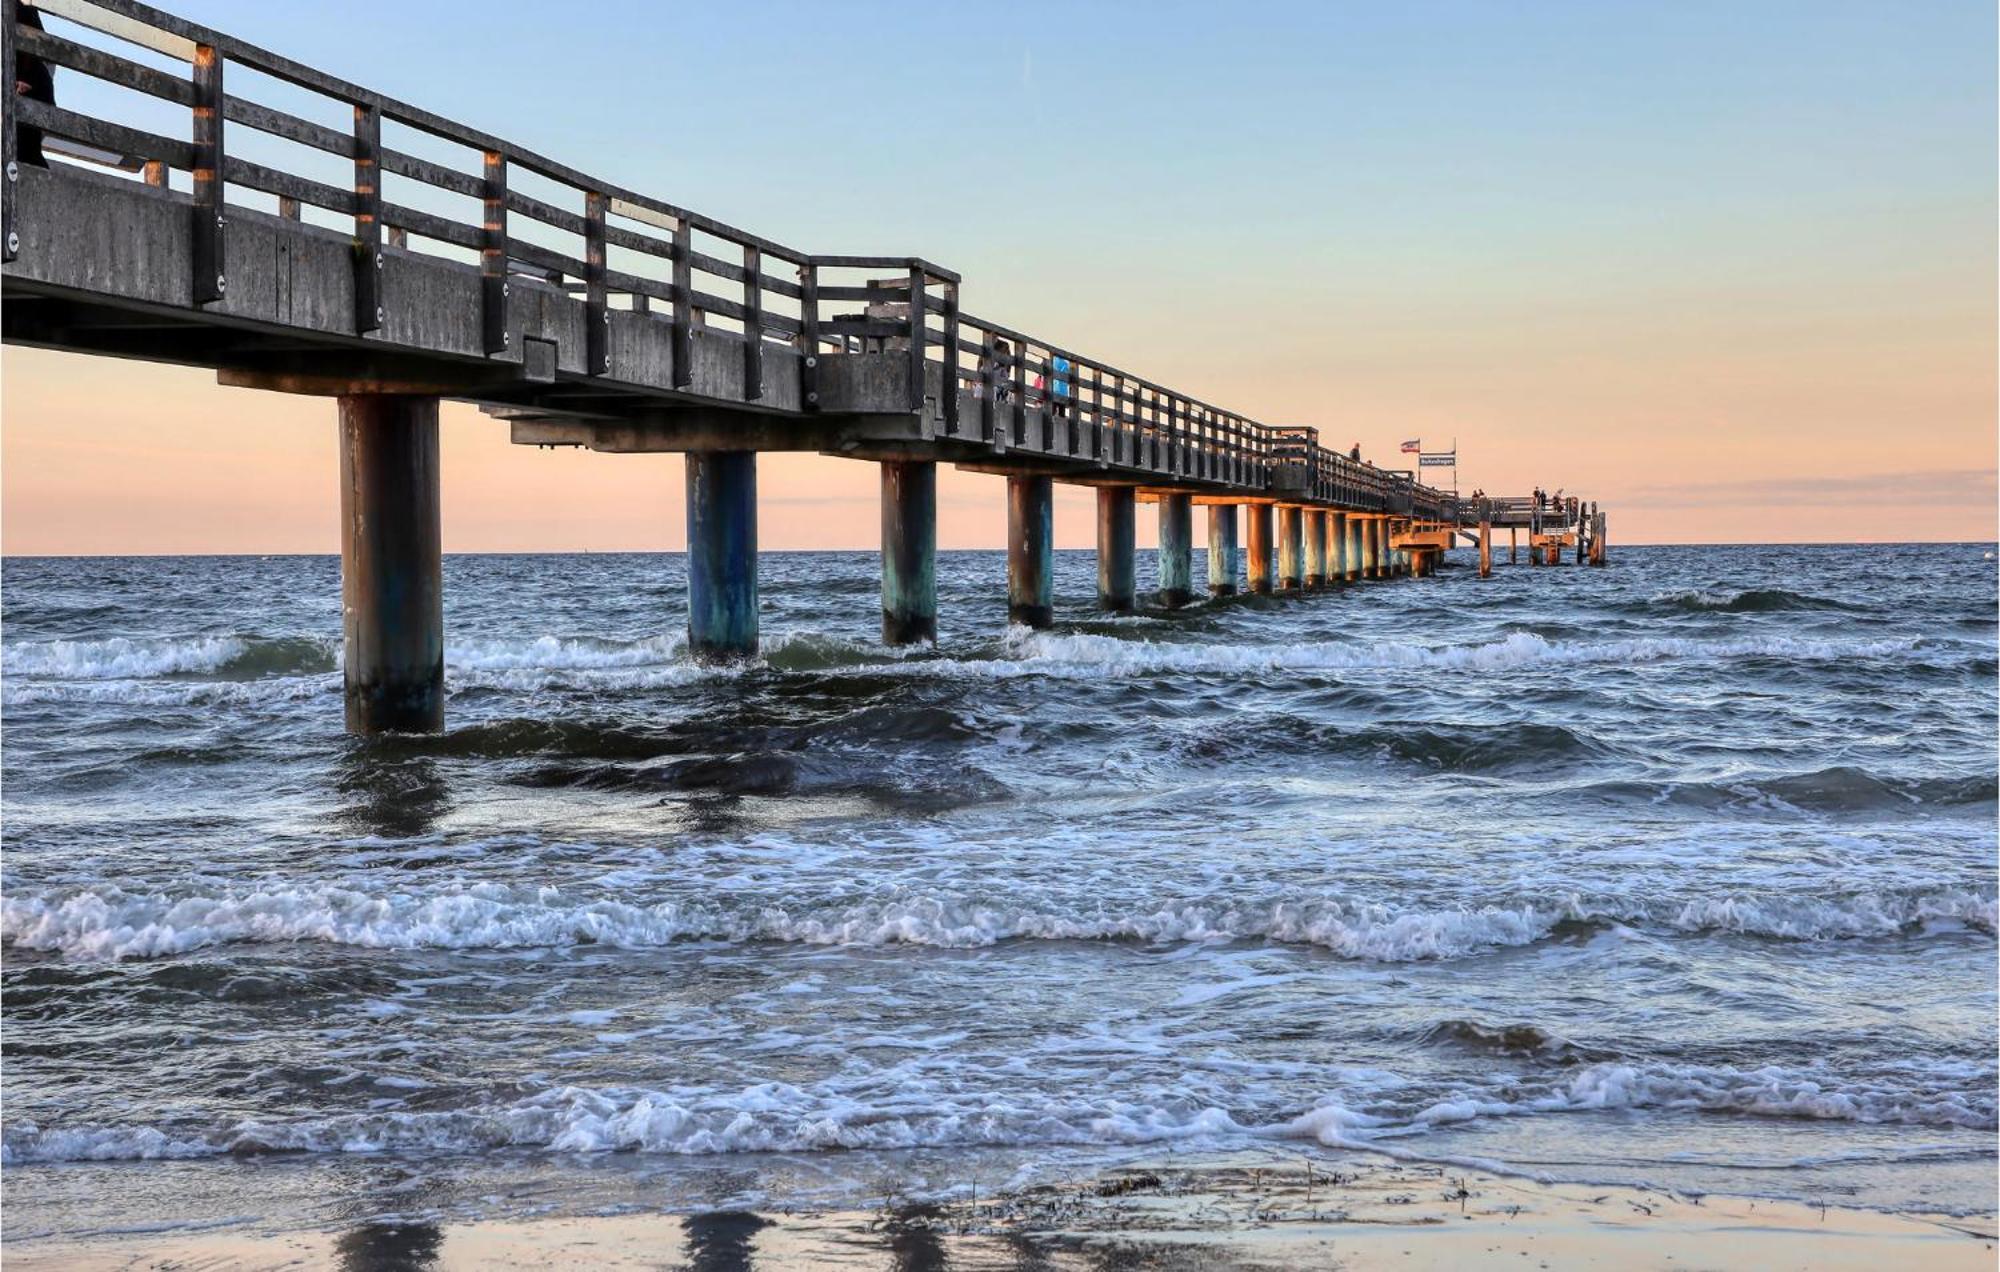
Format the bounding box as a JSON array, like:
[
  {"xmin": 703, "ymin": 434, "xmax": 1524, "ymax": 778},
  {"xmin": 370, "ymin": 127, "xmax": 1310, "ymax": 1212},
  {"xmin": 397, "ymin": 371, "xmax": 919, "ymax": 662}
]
[
  {"xmin": 1157, "ymin": 493, "xmax": 1194, "ymax": 607},
  {"xmin": 1096, "ymin": 486, "xmax": 1136, "ymax": 613},
  {"xmin": 1007, "ymin": 474, "xmax": 1055, "ymax": 627},
  {"xmin": 880, "ymin": 459, "xmax": 936, "ymax": 644},
  {"xmin": 1207, "ymin": 504, "xmax": 1239, "ymax": 596},
  {"xmin": 1276, "ymin": 505, "xmax": 1304, "ymax": 591},
  {"xmin": 1245, "ymin": 503, "xmax": 1275, "ymax": 594},
  {"xmin": 1303, "ymin": 510, "xmax": 1327, "ymax": 589},
  {"xmin": 339, "ymin": 394, "xmax": 443, "ymax": 735},
  {"xmin": 686, "ymin": 450, "xmax": 759, "ymax": 661}
]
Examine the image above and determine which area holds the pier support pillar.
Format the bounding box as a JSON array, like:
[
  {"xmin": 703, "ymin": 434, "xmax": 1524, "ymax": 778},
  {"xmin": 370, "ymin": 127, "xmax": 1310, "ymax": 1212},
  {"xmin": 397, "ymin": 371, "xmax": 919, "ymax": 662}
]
[
  {"xmin": 339, "ymin": 394, "xmax": 443, "ymax": 735},
  {"xmin": 1007, "ymin": 474, "xmax": 1055, "ymax": 627},
  {"xmin": 1591, "ymin": 512, "xmax": 1608, "ymax": 566},
  {"xmin": 1327, "ymin": 513, "xmax": 1347, "ymax": 584},
  {"xmin": 881, "ymin": 460, "xmax": 937, "ymax": 645},
  {"xmin": 1510, "ymin": 526, "xmax": 1518, "ymax": 564},
  {"xmin": 1207, "ymin": 504, "xmax": 1239, "ymax": 596},
  {"xmin": 1245, "ymin": 503, "xmax": 1275, "ymax": 594},
  {"xmin": 1304, "ymin": 510, "xmax": 1328, "ymax": 589},
  {"xmin": 1158, "ymin": 493, "xmax": 1194, "ymax": 607},
  {"xmin": 1277, "ymin": 505, "xmax": 1304, "ymax": 591},
  {"xmin": 1478, "ymin": 518, "xmax": 1492, "ymax": 579},
  {"xmin": 1095, "ymin": 487, "xmax": 1136, "ymax": 613},
  {"xmin": 1346, "ymin": 516, "xmax": 1363, "ymax": 582},
  {"xmin": 686, "ymin": 451, "xmax": 759, "ymax": 661},
  {"xmin": 1363, "ymin": 519, "xmax": 1383, "ymax": 579}
]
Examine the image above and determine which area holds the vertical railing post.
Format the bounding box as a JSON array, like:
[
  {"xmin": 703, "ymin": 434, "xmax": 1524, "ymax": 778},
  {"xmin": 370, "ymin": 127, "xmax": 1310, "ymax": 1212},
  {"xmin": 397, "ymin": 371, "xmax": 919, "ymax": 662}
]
[
  {"xmin": 1010, "ymin": 340, "xmax": 1026, "ymax": 447},
  {"xmin": 940, "ymin": 278, "xmax": 960, "ymax": 436},
  {"xmin": 741, "ymin": 243, "xmax": 763, "ymax": 399},
  {"xmin": 979, "ymin": 326, "xmax": 997, "ymax": 442},
  {"xmin": 480, "ymin": 151, "xmax": 508, "ymax": 354},
  {"xmin": 3, "ymin": 0, "xmax": 20, "ymax": 264},
  {"xmin": 583, "ymin": 191, "xmax": 609, "ymax": 375},
  {"xmin": 799, "ymin": 257, "xmax": 821, "ymax": 411},
  {"xmin": 191, "ymin": 43, "xmax": 224, "ymax": 305},
  {"xmin": 670, "ymin": 217, "xmax": 693, "ymax": 387},
  {"xmin": 906, "ymin": 263, "xmax": 927, "ymax": 418},
  {"xmin": 352, "ymin": 104, "xmax": 382, "ymax": 333}
]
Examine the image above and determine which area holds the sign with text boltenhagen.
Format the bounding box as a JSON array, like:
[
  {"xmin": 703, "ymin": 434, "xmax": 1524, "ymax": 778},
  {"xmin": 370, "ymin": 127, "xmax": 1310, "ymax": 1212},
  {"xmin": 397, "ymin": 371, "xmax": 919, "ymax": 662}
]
[{"xmin": 1419, "ymin": 454, "xmax": 1456, "ymax": 467}]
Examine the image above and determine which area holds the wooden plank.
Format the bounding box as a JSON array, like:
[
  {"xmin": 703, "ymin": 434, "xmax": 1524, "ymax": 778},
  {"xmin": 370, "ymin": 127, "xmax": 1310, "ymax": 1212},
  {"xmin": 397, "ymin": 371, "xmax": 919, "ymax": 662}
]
[
  {"xmin": 29, "ymin": 0, "xmax": 197, "ymax": 60},
  {"xmin": 223, "ymin": 95, "xmax": 351, "ymax": 155},
  {"xmin": 379, "ymin": 200, "xmax": 479, "ymax": 250},
  {"xmin": 379, "ymin": 147, "xmax": 482, "ymax": 198},
  {"xmin": 352, "ymin": 102, "xmax": 381, "ymax": 332},
  {"xmin": 190, "ymin": 41, "xmax": 222, "ymax": 304},
  {"xmin": 223, "ymin": 156, "xmax": 355, "ymax": 214},
  {"xmin": 480, "ymin": 149, "xmax": 507, "ymax": 354},
  {"xmin": 741, "ymin": 243, "xmax": 762, "ymax": 400},
  {"xmin": 16, "ymin": 25, "xmax": 195, "ymax": 104},
  {"xmin": 584, "ymin": 189, "xmax": 607, "ymax": 374},
  {"xmin": 505, "ymin": 187, "xmax": 584, "ymax": 236}
]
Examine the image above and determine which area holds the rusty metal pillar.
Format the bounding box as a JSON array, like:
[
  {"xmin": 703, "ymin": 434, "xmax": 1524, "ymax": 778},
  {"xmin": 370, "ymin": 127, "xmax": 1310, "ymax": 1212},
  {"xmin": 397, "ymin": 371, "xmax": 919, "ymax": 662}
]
[
  {"xmin": 1008, "ymin": 474, "xmax": 1054, "ymax": 627},
  {"xmin": 1096, "ymin": 486, "xmax": 1136, "ymax": 613},
  {"xmin": 881, "ymin": 459, "xmax": 936, "ymax": 645},
  {"xmin": 1245, "ymin": 503, "xmax": 1275, "ymax": 594},
  {"xmin": 339, "ymin": 394, "xmax": 443, "ymax": 735},
  {"xmin": 686, "ymin": 451, "xmax": 759, "ymax": 661},
  {"xmin": 1207, "ymin": 503, "xmax": 1239, "ymax": 596},
  {"xmin": 1158, "ymin": 493, "xmax": 1194, "ymax": 607}
]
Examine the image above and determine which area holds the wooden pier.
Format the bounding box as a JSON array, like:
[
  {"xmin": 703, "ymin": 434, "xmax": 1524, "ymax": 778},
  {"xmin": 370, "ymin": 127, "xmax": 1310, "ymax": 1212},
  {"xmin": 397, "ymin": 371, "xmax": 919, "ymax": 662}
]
[{"xmin": 1, "ymin": 0, "xmax": 1607, "ymax": 732}]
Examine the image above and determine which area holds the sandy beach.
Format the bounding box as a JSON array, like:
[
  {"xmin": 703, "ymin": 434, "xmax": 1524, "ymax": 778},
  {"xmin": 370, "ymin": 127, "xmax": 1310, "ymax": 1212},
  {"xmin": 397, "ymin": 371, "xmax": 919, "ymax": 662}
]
[{"xmin": 8, "ymin": 1154, "xmax": 1993, "ymax": 1270}]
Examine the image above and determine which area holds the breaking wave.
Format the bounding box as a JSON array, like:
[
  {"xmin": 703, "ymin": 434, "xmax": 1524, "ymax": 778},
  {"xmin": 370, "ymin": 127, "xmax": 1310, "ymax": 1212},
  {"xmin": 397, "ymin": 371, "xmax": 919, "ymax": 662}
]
[
  {"xmin": 5, "ymin": 881, "xmax": 1989, "ymax": 962},
  {"xmin": 1643, "ymin": 588, "xmax": 1860, "ymax": 614},
  {"xmin": 6, "ymin": 1056, "xmax": 1989, "ymax": 1167}
]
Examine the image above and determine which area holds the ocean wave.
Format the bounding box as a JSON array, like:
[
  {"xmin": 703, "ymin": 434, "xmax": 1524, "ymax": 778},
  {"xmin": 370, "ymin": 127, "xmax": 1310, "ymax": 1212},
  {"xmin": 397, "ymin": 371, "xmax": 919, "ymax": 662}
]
[
  {"xmin": 6, "ymin": 1057, "xmax": 1990, "ymax": 1167},
  {"xmin": 881, "ymin": 629, "xmax": 1925, "ymax": 682},
  {"xmin": 1642, "ymin": 588, "xmax": 1859, "ymax": 614},
  {"xmin": 5, "ymin": 882, "xmax": 1989, "ymax": 962},
  {"xmin": 1576, "ymin": 767, "xmax": 1998, "ymax": 814}
]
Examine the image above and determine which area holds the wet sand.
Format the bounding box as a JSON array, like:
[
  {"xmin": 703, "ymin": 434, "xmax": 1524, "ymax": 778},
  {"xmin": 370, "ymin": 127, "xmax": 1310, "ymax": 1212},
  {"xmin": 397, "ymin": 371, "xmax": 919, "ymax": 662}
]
[{"xmin": 7, "ymin": 1154, "xmax": 1993, "ymax": 1270}]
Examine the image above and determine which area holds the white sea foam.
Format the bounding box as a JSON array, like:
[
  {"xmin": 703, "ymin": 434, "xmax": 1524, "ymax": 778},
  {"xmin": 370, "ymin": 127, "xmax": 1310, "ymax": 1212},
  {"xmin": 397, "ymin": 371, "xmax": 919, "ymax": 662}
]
[
  {"xmin": 2, "ymin": 635, "xmax": 248, "ymax": 679},
  {"xmin": 5, "ymin": 1055, "xmax": 1989, "ymax": 1167},
  {"xmin": 867, "ymin": 630, "xmax": 1924, "ymax": 683},
  {"xmin": 5, "ymin": 881, "xmax": 1989, "ymax": 962}
]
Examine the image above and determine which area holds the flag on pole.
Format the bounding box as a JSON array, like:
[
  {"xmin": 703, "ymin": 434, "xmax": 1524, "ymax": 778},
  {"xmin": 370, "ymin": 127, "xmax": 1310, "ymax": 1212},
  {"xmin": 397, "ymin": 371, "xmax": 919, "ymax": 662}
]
[{"xmin": 1400, "ymin": 439, "xmax": 1421, "ymax": 453}]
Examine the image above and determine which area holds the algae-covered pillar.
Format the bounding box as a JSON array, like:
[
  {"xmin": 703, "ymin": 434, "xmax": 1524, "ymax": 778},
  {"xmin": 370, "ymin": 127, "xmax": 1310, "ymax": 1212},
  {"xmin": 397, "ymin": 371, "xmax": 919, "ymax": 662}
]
[
  {"xmin": 339, "ymin": 394, "xmax": 443, "ymax": 734},
  {"xmin": 1158, "ymin": 493, "xmax": 1194, "ymax": 607},
  {"xmin": 1096, "ymin": 486, "xmax": 1136, "ymax": 613},
  {"xmin": 1245, "ymin": 503, "xmax": 1276, "ymax": 594},
  {"xmin": 1304, "ymin": 510, "xmax": 1328, "ymax": 589},
  {"xmin": 1008, "ymin": 474, "xmax": 1055, "ymax": 627},
  {"xmin": 881, "ymin": 460, "xmax": 937, "ymax": 644},
  {"xmin": 1208, "ymin": 504, "xmax": 1239, "ymax": 596},
  {"xmin": 1276, "ymin": 505, "xmax": 1304, "ymax": 591},
  {"xmin": 686, "ymin": 450, "xmax": 759, "ymax": 661}
]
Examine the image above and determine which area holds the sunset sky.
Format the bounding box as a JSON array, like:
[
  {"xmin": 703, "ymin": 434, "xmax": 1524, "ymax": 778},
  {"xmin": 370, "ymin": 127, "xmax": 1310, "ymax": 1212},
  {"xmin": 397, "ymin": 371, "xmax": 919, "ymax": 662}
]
[{"xmin": 3, "ymin": 0, "xmax": 1994, "ymax": 554}]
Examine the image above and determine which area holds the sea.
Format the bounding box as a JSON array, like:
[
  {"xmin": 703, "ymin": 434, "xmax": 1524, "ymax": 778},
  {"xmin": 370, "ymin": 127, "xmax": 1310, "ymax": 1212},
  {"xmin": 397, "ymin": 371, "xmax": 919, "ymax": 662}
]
[{"xmin": 2, "ymin": 542, "xmax": 1995, "ymax": 1243}]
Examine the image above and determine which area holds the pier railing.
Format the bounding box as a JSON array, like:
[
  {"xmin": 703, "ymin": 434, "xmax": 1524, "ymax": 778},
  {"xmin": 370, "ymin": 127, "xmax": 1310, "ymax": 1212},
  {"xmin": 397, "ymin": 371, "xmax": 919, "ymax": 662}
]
[{"xmin": 5, "ymin": 0, "xmax": 1455, "ymax": 517}]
